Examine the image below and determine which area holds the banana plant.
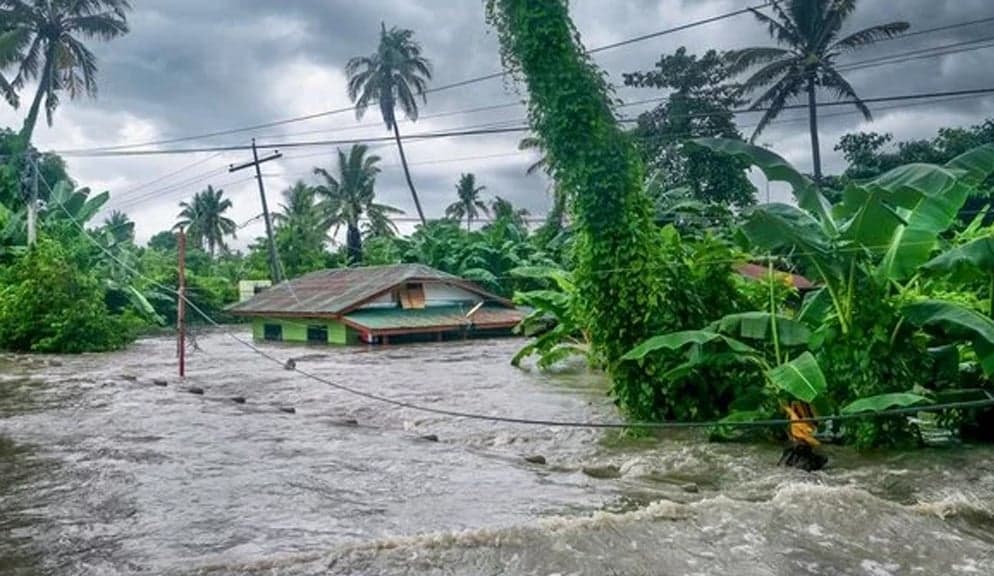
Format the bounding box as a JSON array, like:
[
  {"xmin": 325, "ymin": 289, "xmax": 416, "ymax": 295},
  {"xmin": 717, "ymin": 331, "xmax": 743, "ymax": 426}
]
[
  {"xmin": 921, "ymin": 234, "xmax": 994, "ymax": 319},
  {"xmin": 509, "ymin": 265, "xmax": 592, "ymax": 370},
  {"xmin": 42, "ymin": 181, "xmax": 110, "ymax": 225},
  {"xmin": 622, "ymin": 311, "xmax": 829, "ymax": 413},
  {"xmin": 695, "ymin": 138, "xmax": 994, "ymax": 377}
]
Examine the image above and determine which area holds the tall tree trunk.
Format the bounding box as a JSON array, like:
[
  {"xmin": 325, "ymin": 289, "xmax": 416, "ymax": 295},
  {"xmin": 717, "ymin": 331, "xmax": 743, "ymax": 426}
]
[
  {"xmin": 807, "ymin": 76, "xmax": 822, "ymax": 182},
  {"xmin": 346, "ymin": 224, "xmax": 362, "ymax": 265},
  {"xmin": 391, "ymin": 121, "xmax": 427, "ymax": 226},
  {"xmin": 20, "ymin": 46, "xmax": 55, "ymax": 146}
]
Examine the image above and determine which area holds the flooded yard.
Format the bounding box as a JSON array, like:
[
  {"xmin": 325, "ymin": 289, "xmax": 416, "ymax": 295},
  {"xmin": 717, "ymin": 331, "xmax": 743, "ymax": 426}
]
[{"xmin": 2, "ymin": 332, "xmax": 993, "ymax": 575}]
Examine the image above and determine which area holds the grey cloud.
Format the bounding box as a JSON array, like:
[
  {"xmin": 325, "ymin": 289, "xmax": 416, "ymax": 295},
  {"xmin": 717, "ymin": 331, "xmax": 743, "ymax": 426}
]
[{"xmin": 4, "ymin": 0, "xmax": 992, "ymax": 244}]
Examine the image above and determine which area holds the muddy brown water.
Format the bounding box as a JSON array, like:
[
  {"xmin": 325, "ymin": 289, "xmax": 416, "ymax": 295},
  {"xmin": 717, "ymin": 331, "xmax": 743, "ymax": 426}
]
[{"xmin": 1, "ymin": 331, "xmax": 993, "ymax": 575}]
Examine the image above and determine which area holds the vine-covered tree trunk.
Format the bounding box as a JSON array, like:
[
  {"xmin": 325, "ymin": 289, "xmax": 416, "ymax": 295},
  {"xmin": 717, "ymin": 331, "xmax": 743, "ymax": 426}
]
[{"xmin": 486, "ymin": 0, "xmax": 669, "ymax": 418}]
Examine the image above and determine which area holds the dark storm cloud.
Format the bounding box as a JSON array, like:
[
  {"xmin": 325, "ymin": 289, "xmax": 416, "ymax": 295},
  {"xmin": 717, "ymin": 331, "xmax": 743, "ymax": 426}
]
[{"xmin": 3, "ymin": 1, "xmax": 993, "ymax": 243}]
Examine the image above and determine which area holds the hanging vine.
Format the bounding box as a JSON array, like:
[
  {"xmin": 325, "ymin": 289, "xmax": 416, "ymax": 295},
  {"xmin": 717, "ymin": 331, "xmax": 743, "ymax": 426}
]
[{"xmin": 485, "ymin": 0, "xmax": 681, "ymax": 419}]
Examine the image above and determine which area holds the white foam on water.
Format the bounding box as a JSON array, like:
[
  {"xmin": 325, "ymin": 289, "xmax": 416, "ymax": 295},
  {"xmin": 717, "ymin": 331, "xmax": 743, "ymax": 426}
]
[
  {"xmin": 860, "ymin": 559, "xmax": 901, "ymax": 576},
  {"xmin": 911, "ymin": 491, "xmax": 992, "ymax": 520}
]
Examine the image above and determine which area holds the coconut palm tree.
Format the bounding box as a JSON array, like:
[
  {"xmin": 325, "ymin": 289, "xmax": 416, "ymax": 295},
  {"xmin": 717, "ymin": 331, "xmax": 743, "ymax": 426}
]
[
  {"xmin": 273, "ymin": 181, "xmax": 328, "ymax": 277},
  {"xmin": 102, "ymin": 209, "xmax": 134, "ymax": 244},
  {"xmin": 174, "ymin": 185, "xmax": 237, "ymax": 258},
  {"xmin": 727, "ymin": 0, "xmax": 908, "ymax": 180},
  {"xmin": 274, "ymin": 181, "xmax": 320, "ymax": 227},
  {"xmin": 314, "ymin": 144, "xmax": 403, "ymax": 265},
  {"xmin": 518, "ymin": 136, "xmax": 549, "ymax": 177},
  {"xmin": 445, "ymin": 173, "xmax": 489, "ymax": 231},
  {"xmin": 519, "ymin": 134, "xmax": 569, "ymax": 231},
  {"xmin": 0, "ymin": 0, "xmax": 131, "ymax": 145},
  {"xmin": 490, "ymin": 196, "xmax": 530, "ymax": 229},
  {"xmin": 346, "ymin": 23, "xmax": 432, "ymax": 226}
]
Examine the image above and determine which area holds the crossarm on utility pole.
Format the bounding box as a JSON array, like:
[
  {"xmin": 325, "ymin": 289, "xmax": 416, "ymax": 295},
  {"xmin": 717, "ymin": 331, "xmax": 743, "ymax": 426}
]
[{"xmin": 229, "ymin": 138, "xmax": 283, "ymax": 283}]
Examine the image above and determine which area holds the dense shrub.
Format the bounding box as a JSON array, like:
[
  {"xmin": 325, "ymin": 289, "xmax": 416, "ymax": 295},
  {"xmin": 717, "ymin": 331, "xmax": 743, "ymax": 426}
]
[{"xmin": 0, "ymin": 239, "xmax": 130, "ymax": 352}]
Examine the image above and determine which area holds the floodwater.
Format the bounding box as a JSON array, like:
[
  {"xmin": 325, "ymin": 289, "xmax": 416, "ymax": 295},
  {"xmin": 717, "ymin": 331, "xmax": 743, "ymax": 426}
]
[{"xmin": 1, "ymin": 331, "xmax": 993, "ymax": 575}]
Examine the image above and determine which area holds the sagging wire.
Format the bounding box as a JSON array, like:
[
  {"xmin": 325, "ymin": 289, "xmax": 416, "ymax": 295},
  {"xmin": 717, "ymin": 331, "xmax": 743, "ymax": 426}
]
[{"xmin": 32, "ymin": 158, "xmax": 994, "ymax": 432}]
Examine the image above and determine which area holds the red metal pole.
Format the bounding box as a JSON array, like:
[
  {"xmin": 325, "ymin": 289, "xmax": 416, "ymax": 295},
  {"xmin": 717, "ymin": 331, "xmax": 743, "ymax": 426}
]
[{"xmin": 177, "ymin": 228, "xmax": 186, "ymax": 378}]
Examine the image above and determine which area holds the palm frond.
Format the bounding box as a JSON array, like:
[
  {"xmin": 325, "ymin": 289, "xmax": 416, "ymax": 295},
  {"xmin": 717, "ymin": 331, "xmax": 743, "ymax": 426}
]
[
  {"xmin": 831, "ymin": 22, "xmax": 910, "ymax": 53},
  {"xmin": 749, "ymin": 74, "xmax": 804, "ymax": 141},
  {"xmin": 725, "ymin": 47, "xmax": 793, "ymax": 76},
  {"xmin": 752, "ymin": 2, "xmax": 803, "ymax": 47},
  {"xmin": 819, "ymin": 66, "xmax": 871, "ymax": 120},
  {"xmin": 738, "ymin": 57, "xmax": 800, "ymax": 98}
]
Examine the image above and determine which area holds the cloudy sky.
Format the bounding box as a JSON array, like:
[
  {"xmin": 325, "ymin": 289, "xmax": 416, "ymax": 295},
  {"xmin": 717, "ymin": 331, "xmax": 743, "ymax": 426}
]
[{"xmin": 2, "ymin": 0, "xmax": 993, "ymax": 247}]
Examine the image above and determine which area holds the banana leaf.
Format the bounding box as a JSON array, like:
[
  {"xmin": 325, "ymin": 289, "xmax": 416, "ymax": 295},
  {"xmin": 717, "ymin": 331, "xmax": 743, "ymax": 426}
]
[
  {"xmin": 841, "ymin": 393, "xmax": 932, "ymax": 415},
  {"xmin": 902, "ymin": 300, "xmax": 994, "ymax": 376},
  {"xmin": 765, "ymin": 352, "xmax": 826, "ymax": 403},
  {"xmin": 622, "ymin": 330, "xmax": 756, "ymax": 361},
  {"xmin": 510, "ymin": 265, "xmax": 574, "ymax": 292},
  {"xmin": 711, "ymin": 311, "xmax": 811, "ymax": 347},
  {"xmin": 797, "ymin": 287, "xmax": 833, "ymax": 327},
  {"xmin": 690, "ymin": 138, "xmax": 835, "ymax": 229},
  {"xmin": 944, "ymin": 143, "xmax": 994, "ymax": 188},
  {"xmin": 869, "ymin": 164, "xmax": 971, "ymax": 280},
  {"xmin": 920, "ymin": 236, "xmax": 994, "ymax": 283}
]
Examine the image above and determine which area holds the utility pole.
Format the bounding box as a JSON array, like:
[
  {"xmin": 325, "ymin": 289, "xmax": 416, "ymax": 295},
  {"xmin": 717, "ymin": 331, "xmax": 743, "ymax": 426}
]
[
  {"xmin": 177, "ymin": 228, "xmax": 187, "ymax": 378},
  {"xmin": 229, "ymin": 139, "xmax": 283, "ymax": 283}
]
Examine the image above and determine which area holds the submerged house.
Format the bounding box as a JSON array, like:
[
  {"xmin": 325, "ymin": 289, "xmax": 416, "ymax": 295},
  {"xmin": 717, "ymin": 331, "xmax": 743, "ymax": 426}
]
[{"xmin": 229, "ymin": 264, "xmax": 525, "ymax": 345}]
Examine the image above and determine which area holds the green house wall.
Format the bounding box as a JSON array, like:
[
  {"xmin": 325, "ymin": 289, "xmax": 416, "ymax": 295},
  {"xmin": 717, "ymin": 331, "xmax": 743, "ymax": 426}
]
[{"xmin": 251, "ymin": 317, "xmax": 348, "ymax": 345}]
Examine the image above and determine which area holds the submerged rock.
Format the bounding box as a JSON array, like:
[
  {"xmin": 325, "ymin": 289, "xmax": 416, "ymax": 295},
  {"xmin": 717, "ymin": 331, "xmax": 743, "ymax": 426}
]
[
  {"xmin": 420, "ymin": 434, "xmax": 439, "ymax": 442},
  {"xmin": 231, "ymin": 396, "xmax": 246, "ymax": 404},
  {"xmin": 524, "ymin": 455, "xmax": 547, "ymax": 465},
  {"xmin": 582, "ymin": 464, "xmax": 622, "ymax": 479},
  {"xmin": 278, "ymin": 406, "xmax": 296, "ymax": 414},
  {"xmin": 187, "ymin": 387, "xmax": 204, "ymax": 395},
  {"xmin": 152, "ymin": 378, "xmax": 167, "ymax": 386}
]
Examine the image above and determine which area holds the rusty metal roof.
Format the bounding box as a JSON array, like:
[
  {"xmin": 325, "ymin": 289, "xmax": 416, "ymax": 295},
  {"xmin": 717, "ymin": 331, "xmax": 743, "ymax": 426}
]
[
  {"xmin": 228, "ymin": 264, "xmax": 512, "ymax": 317},
  {"xmin": 343, "ymin": 305, "xmax": 524, "ymax": 333},
  {"xmin": 735, "ymin": 263, "xmax": 816, "ymax": 290}
]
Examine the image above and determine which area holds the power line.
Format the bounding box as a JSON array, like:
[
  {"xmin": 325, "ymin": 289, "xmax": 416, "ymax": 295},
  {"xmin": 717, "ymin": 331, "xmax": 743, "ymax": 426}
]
[
  {"xmin": 35, "ymin": 159, "xmax": 994, "ymax": 430},
  {"xmin": 875, "ymin": 15, "xmax": 994, "ymax": 42},
  {"xmin": 55, "ymin": 87, "xmax": 994, "ymax": 158},
  {"xmin": 837, "ymin": 34, "xmax": 994, "ymax": 72},
  {"xmin": 53, "ymin": 4, "xmax": 769, "ymax": 155}
]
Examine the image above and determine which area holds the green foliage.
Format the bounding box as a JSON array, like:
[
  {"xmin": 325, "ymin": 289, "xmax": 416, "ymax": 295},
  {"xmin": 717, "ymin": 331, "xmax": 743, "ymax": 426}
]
[
  {"xmin": 314, "ymin": 144, "xmax": 402, "ymax": 265},
  {"xmin": 509, "ymin": 265, "xmax": 592, "ymax": 370},
  {"xmin": 146, "ymin": 230, "xmax": 177, "ymax": 251},
  {"xmin": 667, "ymin": 138, "xmax": 994, "ymax": 447},
  {"xmin": 272, "ymin": 181, "xmax": 330, "ymax": 277},
  {"xmin": 841, "ymin": 393, "xmax": 932, "ymax": 415},
  {"xmin": 835, "ymin": 119, "xmax": 994, "ymax": 224},
  {"xmin": 0, "ymin": 238, "xmax": 129, "ymax": 352},
  {"xmin": 445, "ymin": 173, "xmax": 490, "ymax": 230},
  {"xmin": 174, "ymin": 185, "xmax": 237, "ymax": 258},
  {"xmin": 624, "ymin": 47, "xmax": 755, "ymax": 208},
  {"xmin": 487, "ymin": 0, "xmax": 688, "ymax": 421}
]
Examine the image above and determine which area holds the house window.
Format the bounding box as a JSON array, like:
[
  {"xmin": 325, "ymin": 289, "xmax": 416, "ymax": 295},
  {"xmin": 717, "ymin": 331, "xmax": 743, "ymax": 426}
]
[
  {"xmin": 307, "ymin": 325, "xmax": 328, "ymax": 343},
  {"xmin": 263, "ymin": 323, "xmax": 282, "ymax": 341},
  {"xmin": 398, "ymin": 282, "xmax": 426, "ymax": 309}
]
